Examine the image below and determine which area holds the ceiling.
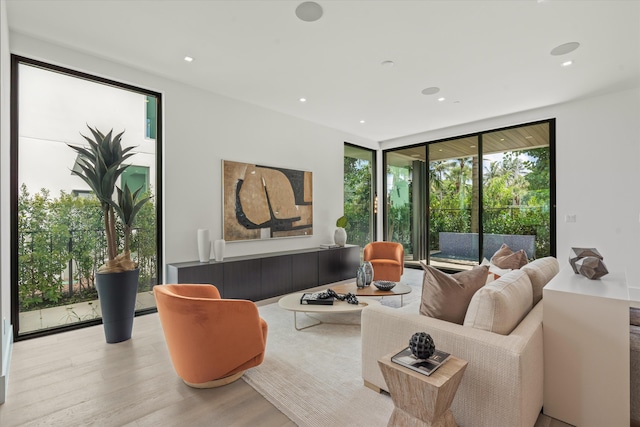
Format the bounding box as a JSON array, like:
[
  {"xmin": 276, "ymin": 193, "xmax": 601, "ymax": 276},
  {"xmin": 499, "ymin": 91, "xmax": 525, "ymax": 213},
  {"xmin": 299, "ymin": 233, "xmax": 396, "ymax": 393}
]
[{"xmin": 5, "ymin": 1, "xmax": 640, "ymax": 142}]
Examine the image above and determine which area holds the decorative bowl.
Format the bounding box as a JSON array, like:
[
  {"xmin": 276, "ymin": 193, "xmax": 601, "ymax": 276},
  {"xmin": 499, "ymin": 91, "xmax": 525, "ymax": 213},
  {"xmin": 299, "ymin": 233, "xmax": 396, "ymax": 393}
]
[{"xmin": 374, "ymin": 280, "xmax": 396, "ymax": 291}]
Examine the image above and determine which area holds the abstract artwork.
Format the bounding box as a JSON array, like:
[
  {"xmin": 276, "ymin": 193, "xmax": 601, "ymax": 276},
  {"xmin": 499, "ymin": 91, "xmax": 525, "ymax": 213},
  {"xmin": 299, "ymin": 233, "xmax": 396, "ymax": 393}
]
[{"xmin": 223, "ymin": 160, "xmax": 313, "ymax": 242}]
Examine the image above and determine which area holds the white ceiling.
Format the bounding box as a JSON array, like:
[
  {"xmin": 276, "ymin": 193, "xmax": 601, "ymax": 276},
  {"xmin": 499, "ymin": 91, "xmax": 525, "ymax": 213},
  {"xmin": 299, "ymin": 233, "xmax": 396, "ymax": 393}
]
[{"xmin": 6, "ymin": 0, "xmax": 640, "ymax": 142}]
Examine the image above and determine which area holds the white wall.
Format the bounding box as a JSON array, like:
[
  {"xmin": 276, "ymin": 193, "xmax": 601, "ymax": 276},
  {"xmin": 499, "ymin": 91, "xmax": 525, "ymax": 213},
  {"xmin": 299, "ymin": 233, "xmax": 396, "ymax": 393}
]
[
  {"xmin": 8, "ymin": 33, "xmax": 378, "ymax": 274},
  {"xmin": 382, "ymin": 87, "xmax": 640, "ymax": 285},
  {"xmin": 18, "ymin": 64, "xmax": 156, "ymax": 198},
  {"xmin": 0, "ymin": 0, "xmax": 12, "ymax": 405}
]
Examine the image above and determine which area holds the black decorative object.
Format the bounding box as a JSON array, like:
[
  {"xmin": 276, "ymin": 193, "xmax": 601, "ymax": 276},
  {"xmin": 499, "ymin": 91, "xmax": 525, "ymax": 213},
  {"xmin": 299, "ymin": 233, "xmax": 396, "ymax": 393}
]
[
  {"xmin": 569, "ymin": 247, "xmax": 603, "ymax": 274},
  {"xmin": 374, "ymin": 280, "xmax": 396, "ymax": 291},
  {"xmin": 575, "ymin": 256, "xmax": 609, "ymax": 280},
  {"xmin": 409, "ymin": 332, "xmax": 435, "ymax": 360},
  {"xmin": 362, "ymin": 261, "xmax": 374, "ymax": 286},
  {"xmin": 326, "ymin": 288, "xmax": 359, "ymax": 305}
]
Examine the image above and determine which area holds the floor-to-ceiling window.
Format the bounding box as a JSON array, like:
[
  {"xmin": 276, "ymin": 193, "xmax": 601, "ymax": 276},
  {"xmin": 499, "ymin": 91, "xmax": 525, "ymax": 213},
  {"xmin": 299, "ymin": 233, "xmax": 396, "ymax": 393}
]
[
  {"xmin": 383, "ymin": 144, "xmax": 427, "ymax": 264},
  {"xmin": 384, "ymin": 120, "xmax": 555, "ymax": 269},
  {"xmin": 427, "ymin": 136, "xmax": 479, "ymax": 268},
  {"xmin": 344, "ymin": 144, "xmax": 376, "ymax": 253},
  {"xmin": 11, "ymin": 56, "xmax": 162, "ymax": 338}
]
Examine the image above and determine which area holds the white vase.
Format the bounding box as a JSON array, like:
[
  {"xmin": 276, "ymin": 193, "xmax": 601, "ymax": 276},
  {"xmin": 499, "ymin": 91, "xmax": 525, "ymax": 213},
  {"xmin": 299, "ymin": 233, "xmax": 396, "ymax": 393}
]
[
  {"xmin": 334, "ymin": 227, "xmax": 347, "ymax": 247},
  {"xmin": 214, "ymin": 239, "xmax": 226, "ymax": 262},
  {"xmin": 197, "ymin": 229, "xmax": 211, "ymax": 263}
]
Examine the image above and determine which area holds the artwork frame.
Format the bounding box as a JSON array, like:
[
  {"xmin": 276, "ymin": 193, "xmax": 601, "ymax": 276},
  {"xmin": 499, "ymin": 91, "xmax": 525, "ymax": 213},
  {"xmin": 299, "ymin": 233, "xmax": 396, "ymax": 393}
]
[{"xmin": 223, "ymin": 160, "xmax": 313, "ymax": 242}]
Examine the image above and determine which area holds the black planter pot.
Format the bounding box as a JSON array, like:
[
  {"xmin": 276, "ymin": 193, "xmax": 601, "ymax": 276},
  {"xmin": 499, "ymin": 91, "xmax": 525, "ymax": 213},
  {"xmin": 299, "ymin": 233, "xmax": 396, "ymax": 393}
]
[{"xmin": 95, "ymin": 268, "xmax": 139, "ymax": 343}]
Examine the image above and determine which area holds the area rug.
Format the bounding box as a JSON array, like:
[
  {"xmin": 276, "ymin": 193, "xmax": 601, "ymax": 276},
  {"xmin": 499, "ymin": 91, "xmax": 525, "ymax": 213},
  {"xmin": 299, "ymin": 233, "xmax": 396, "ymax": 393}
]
[{"xmin": 243, "ymin": 269, "xmax": 423, "ymax": 427}]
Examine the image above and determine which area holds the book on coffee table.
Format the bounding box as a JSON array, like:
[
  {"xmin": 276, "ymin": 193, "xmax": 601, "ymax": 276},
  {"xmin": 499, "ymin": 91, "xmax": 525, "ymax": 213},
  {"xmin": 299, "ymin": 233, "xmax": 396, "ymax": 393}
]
[
  {"xmin": 300, "ymin": 292, "xmax": 334, "ymax": 305},
  {"xmin": 391, "ymin": 347, "xmax": 451, "ymax": 376}
]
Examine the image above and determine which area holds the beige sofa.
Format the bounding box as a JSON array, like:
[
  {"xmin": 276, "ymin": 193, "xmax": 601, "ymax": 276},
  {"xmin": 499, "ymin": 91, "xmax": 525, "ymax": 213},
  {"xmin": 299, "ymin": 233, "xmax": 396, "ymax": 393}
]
[{"xmin": 361, "ymin": 257, "xmax": 559, "ymax": 427}]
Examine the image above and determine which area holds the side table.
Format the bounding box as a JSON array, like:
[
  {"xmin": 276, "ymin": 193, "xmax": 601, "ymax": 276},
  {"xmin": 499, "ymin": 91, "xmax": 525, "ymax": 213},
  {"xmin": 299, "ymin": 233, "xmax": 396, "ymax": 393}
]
[{"xmin": 378, "ymin": 350, "xmax": 467, "ymax": 427}]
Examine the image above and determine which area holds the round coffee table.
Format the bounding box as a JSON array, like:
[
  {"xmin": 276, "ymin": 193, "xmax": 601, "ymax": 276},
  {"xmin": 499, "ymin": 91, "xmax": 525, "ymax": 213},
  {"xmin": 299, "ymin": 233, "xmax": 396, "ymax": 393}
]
[
  {"xmin": 278, "ymin": 292, "xmax": 376, "ymax": 331},
  {"xmin": 330, "ymin": 282, "xmax": 412, "ymax": 306}
]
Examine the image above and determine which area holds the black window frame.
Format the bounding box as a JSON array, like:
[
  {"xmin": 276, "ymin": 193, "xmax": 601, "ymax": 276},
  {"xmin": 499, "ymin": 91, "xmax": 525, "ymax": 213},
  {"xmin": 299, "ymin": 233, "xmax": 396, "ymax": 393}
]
[{"xmin": 10, "ymin": 55, "xmax": 163, "ymax": 340}]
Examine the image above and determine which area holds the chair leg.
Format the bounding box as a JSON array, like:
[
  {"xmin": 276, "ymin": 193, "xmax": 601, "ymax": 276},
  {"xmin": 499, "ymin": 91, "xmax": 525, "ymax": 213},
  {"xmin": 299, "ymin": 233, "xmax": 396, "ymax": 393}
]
[{"xmin": 183, "ymin": 370, "xmax": 246, "ymax": 388}]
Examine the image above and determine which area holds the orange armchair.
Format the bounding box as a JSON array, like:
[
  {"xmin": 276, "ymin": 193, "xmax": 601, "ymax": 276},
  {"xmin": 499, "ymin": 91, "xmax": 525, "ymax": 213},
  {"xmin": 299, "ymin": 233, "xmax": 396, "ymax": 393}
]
[
  {"xmin": 154, "ymin": 284, "xmax": 268, "ymax": 388},
  {"xmin": 363, "ymin": 242, "xmax": 404, "ymax": 282}
]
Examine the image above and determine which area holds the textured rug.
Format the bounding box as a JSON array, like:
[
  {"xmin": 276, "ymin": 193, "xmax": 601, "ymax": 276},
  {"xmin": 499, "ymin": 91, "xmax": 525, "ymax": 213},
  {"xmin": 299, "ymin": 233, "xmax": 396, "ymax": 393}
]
[{"xmin": 243, "ymin": 268, "xmax": 423, "ymax": 427}]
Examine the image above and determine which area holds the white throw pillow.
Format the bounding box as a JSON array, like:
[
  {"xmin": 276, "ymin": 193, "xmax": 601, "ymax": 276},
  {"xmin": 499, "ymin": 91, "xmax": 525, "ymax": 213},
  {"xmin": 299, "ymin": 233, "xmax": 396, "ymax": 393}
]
[
  {"xmin": 521, "ymin": 256, "xmax": 560, "ymax": 306},
  {"xmin": 463, "ymin": 270, "xmax": 533, "ymax": 335}
]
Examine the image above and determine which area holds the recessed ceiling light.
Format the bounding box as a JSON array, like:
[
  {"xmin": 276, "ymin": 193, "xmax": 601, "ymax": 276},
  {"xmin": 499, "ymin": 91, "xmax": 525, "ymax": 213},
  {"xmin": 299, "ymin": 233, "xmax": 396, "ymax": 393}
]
[
  {"xmin": 561, "ymin": 60, "xmax": 573, "ymax": 67},
  {"xmin": 437, "ymin": 97, "xmax": 446, "ymax": 102},
  {"xmin": 360, "ymin": 120, "xmax": 366, "ymax": 124},
  {"xmin": 411, "ymin": 154, "xmax": 421, "ymax": 158},
  {"xmin": 299, "ymin": 97, "xmax": 307, "ymax": 102},
  {"xmin": 470, "ymin": 145, "xmax": 476, "ymax": 148},
  {"xmin": 295, "ymin": 2, "xmax": 323, "ymax": 22},
  {"xmin": 550, "ymin": 42, "xmax": 580, "ymax": 56},
  {"xmin": 381, "ymin": 60, "xmax": 395, "ymax": 68},
  {"xmin": 525, "ymin": 136, "xmax": 533, "ymax": 139},
  {"xmin": 184, "ymin": 56, "xmax": 194, "ymax": 62},
  {"xmin": 421, "ymin": 87, "xmax": 440, "ymax": 95}
]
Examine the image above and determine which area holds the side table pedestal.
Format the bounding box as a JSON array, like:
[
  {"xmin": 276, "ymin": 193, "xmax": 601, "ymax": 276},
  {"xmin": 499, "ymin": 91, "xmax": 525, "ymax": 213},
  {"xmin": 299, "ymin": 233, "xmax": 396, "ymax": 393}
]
[{"xmin": 378, "ymin": 352, "xmax": 467, "ymax": 427}]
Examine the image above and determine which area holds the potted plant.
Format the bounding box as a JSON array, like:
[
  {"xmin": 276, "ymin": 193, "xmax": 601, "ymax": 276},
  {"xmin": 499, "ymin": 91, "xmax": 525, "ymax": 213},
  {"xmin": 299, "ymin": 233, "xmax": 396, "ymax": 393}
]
[
  {"xmin": 68, "ymin": 126, "xmax": 151, "ymax": 343},
  {"xmin": 334, "ymin": 215, "xmax": 348, "ymax": 247}
]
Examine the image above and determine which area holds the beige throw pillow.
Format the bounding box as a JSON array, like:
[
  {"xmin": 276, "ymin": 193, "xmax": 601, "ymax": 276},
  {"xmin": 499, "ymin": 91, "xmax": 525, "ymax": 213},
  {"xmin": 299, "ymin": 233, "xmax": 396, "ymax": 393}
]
[
  {"xmin": 490, "ymin": 243, "xmax": 528, "ymax": 270},
  {"xmin": 464, "ymin": 270, "xmax": 533, "ymax": 335},
  {"xmin": 521, "ymin": 256, "xmax": 560, "ymax": 306},
  {"xmin": 419, "ymin": 263, "xmax": 489, "ymax": 325}
]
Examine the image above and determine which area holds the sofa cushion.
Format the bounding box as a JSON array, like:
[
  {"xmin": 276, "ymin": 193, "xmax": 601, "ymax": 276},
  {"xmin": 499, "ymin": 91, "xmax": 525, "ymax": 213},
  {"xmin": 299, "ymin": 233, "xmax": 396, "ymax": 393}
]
[
  {"xmin": 491, "ymin": 243, "xmax": 528, "ymax": 270},
  {"xmin": 464, "ymin": 270, "xmax": 533, "ymax": 335},
  {"xmin": 419, "ymin": 263, "xmax": 489, "ymax": 324},
  {"xmin": 521, "ymin": 257, "xmax": 560, "ymax": 305}
]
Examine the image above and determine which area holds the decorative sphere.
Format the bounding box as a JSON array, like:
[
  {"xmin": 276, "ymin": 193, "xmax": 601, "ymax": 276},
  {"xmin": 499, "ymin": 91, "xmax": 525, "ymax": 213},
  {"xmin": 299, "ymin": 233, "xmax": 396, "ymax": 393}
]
[{"xmin": 409, "ymin": 332, "xmax": 435, "ymax": 360}]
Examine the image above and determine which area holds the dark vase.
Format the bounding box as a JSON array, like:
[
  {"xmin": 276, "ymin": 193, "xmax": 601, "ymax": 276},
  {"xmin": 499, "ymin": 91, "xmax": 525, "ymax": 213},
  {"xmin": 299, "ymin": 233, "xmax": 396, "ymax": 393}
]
[
  {"xmin": 356, "ymin": 266, "xmax": 367, "ymax": 288},
  {"xmin": 95, "ymin": 268, "xmax": 139, "ymax": 343},
  {"xmin": 362, "ymin": 261, "xmax": 374, "ymax": 286}
]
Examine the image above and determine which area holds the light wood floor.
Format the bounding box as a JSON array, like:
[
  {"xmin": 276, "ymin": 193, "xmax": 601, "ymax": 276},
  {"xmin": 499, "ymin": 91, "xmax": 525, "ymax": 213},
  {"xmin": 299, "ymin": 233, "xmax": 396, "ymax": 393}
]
[{"xmin": 0, "ymin": 312, "xmax": 570, "ymax": 426}]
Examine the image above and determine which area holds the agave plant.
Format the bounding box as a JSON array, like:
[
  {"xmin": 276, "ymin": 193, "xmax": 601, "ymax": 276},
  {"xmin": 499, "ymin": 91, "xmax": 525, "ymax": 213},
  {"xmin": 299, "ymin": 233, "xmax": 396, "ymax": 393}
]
[{"xmin": 68, "ymin": 125, "xmax": 151, "ymax": 273}]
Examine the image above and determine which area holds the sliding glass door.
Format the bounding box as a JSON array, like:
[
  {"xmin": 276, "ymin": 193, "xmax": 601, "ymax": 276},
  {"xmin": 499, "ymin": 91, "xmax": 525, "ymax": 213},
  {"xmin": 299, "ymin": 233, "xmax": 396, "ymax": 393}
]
[
  {"xmin": 344, "ymin": 144, "xmax": 376, "ymax": 252},
  {"xmin": 481, "ymin": 122, "xmax": 552, "ymax": 261},
  {"xmin": 384, "ymin": 120, "xmax": 555, "ymax": 270},
  {"xmin": 383, "ymin": 145, "xmax": 427, "ymax": 265},
  {"xmin": 427, "ymin": 136, "xmax": 480, "ymax": 268}
]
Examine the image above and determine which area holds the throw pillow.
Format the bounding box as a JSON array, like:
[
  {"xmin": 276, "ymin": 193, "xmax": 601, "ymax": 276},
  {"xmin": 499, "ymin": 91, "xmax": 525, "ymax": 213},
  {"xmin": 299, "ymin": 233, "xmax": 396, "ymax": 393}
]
[
  {"xmin": 490, "ymin": 243, "xmax": 528, "ymax": 270},
  {"xmin": 419, "ymin": 263, "xmax": 489, "ymax": 325},
  {"xmin": 463, "ymin": 270, "xmax": 533, "ymax": 335},
  {"xmin": 521, "ymin": 256, "xmax": 559, "ymax": 306}
]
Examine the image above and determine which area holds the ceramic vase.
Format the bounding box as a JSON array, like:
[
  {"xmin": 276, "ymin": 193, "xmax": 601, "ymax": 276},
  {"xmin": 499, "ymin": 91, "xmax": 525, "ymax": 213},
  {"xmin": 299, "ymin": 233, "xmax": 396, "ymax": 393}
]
[
  {"xmin": 356, "ymin": 265, "xmax": 367, "ymax": 288},
  {"xmin": 197, "ymin": 229, "xmax": 211, "ymax": 263},
  {"xmin": 214, "ymin": 239, "xmax": 226, "ymax": 262},
  {"xmin": 334, "ymin": 227, "xmax": 347, "ymax": 247},
  {"xmin": 362, "ymin": 261, "xmax": 374, "ymax": 286}
]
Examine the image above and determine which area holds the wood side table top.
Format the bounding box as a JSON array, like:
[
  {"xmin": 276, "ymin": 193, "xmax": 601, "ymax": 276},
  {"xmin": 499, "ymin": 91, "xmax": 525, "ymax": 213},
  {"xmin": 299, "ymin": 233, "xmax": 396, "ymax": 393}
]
[
  {"xmin": 330, "ymin": 282, "xmax": 412, "ymax": 297},
  {"xmin": 378, "ymin": 351, "xmax": 468, "ymax": 387}
]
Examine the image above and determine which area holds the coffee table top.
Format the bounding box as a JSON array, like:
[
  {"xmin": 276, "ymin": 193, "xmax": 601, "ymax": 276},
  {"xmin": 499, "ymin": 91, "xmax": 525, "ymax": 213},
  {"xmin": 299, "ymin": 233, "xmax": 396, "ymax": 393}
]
[
  {"xmin": 278, "ymin": 292, "xmax": 375, "ymax": 313},
  {"xmin": 330, "ymin": 282, "xmax": 412, "ymax": 297}
]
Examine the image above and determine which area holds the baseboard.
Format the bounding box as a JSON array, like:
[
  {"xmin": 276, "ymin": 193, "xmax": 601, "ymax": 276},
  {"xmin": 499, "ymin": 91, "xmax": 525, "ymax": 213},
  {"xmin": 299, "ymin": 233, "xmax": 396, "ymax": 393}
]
[{"xmin": 0, "ymin": 324, "xmax": 14, "ymax": 404}]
